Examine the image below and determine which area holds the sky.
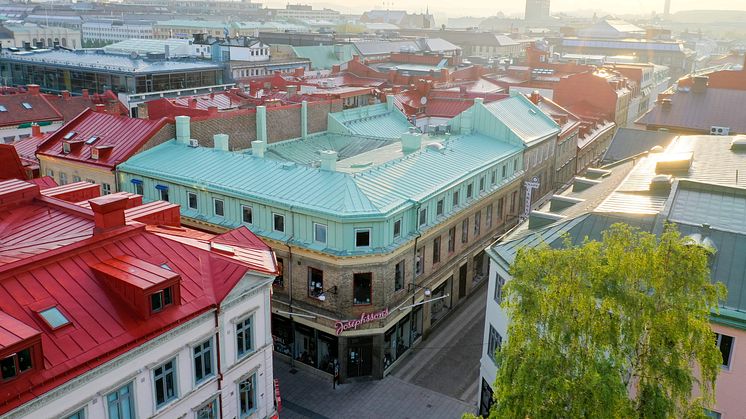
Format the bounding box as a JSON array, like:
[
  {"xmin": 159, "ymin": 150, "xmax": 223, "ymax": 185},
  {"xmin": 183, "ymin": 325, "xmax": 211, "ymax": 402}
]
[{"xmin": 263, "ymin": 0, "xmax": 746, "ymax": 18}]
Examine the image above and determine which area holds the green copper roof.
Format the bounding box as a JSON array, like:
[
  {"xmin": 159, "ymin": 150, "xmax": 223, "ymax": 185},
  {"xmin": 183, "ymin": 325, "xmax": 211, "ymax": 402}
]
[
  {"xmin": 291, "ymin": 45, "xmax": 356, "ymax": 70},
  {"xmin": 328, "ymin": 103, "xmax": 413, "ymax": 140},
  {"xmin": 265, "ymin": 132, "xmax": 394, "ymax": 165}
]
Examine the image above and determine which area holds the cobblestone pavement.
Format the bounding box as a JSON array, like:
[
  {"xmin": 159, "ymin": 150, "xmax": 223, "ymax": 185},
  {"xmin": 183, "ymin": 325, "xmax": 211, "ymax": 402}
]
[{"xmin": 275, "ymin": 360, "xmax": 474, "ymax": 419}]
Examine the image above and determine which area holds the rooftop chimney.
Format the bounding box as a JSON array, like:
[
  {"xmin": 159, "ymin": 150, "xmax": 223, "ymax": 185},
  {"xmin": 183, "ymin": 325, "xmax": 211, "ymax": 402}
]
[
  {"xmin": 692, "ymin": 76, "xmax": 709, "ymax": 93},
  {"xmin": 94, "ymin": 104, "xmax": 106, "ymax": 113},
  {"xmin": 386, "ymin": 94, "xmax": 395, "ymax": 111},
  {"xmin": 529, "ymin": 91, "xmax": 541, "ymax": 105},
  {"xmin": 175, "ymin": 116, "xmax": 191, "ymax": 144},
  {"xmin": 251, "ymin": 140, "xmax": 266, "ymax": 157},
  {"xmin": 319, "ymin": 150, "xmax": 337, "ymax": 171},
  {"xmin": 89, "ymin": 195, "xmax": 129, "ymax": 234},
  {"xmin": 31, "ymin": 123, "xmax": 42, "ymax": 138},
  {"xmin": 214, "ymin": 134, "xmax": 229, "ymax": 151},
  {"xmin": 27, "ymin": 84, "xmax": 40, "ymax": 95},
  {"xmin": 401, "ymin": 132, "xmax": 423, "ymax": 153},
  {"xmin": 189, "ymin": 98, "xmax": 197, "ymax": 109},
  {"xmin": 287, "ymin": 85, "xmax": 298, "ymax": 96},
  {"xmin": 62, "ymin": 90, "xmax": 71, "ymax": 100},
  {"xmin": 82, "ymin": 89, "xmax": 89, "ymax": 99}
]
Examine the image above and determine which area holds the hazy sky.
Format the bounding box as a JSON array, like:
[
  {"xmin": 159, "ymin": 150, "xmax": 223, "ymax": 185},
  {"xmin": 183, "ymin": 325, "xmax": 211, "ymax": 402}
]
[{"xmin": 264, "ymin": 0, "xmax": 746, "ymax": 17}]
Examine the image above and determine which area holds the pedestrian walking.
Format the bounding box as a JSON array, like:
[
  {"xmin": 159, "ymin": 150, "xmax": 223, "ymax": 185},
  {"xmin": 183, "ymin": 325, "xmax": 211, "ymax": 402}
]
[{"xmin": 332, "ymin": 358, "xmax": 339, "ymax": 389}]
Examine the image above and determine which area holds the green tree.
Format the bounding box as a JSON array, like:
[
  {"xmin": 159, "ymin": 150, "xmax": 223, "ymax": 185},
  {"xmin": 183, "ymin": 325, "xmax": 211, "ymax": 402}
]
[{"xmin": 482, "ymin": 223, "xmax": 726, "ymax": 419}]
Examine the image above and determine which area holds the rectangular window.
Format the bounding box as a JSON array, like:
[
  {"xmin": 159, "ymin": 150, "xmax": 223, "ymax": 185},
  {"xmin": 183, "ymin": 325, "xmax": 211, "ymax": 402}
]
[
  {"xmin": 236, "ymin": 315, "xmax": 254, "ymax": 358},
  {"xmin": 487, "ymin": 325, "xmax": 502, "ymax": 364},
  {"xmin": 494, "ymin": 274, "xmax": 505, "ymax": 304},
  {"xmin": 106, "ymin": 382, "xmax": 134, "ymax": 419},
  {"xmin": 214, "ymin": 199, "xmax": 224, "ymax": 217},
  {"xmin": 452, "ymin": 190, "xmax": 460, "ymax": 208},
  {"xmin": 46, "ymin": 169, "xmax": 54, "ymax": 177},
  {"xmin": 474, "ymin": 211, "xmax": 481, "ymax": 236},
  {"xmin": 241, "ymin": 205, "xmax": 253, "ymax": 224},
  {"xmin": 704, "ymin": 410, "xmax": 722, "ymax": 419},
  {"xmin": 188, "ymin": 192, "xmax": 198, "ymax": 210},
  {"xmin": 497, "ymin": 197, "xmax": 504, "ymax": 220},
  {"xmin": 466, "ymin": 183, "xmax": 473, "ymax": 199},
  {"xmin": 436, "ymin": 199, "xmax": 444, "ymax": 216},
  {"xmin": 432, "ymin": 236, "xmax": 441, "ymax": 264},
  {"xmin": 716, "ymin": 333, "xmax": 734, "ymax": 368},
  {"xmin": 238, "ymin": 373, "xmax": 257, "ymax": 417},
  {"xmin": 486, "ymin": 204, "xmax": 493, "ymax": 228},
  {"xmin": 0, "ymin": 347, "xmax": 33, "ymax": 380},
  {"xmin": 448, "ymin": 226, "xmax": 456, "ymax": 253},
  {"xmin": 274, "ymin": 258, "xmax": 284, "ymax": 287},
  {"xmin": 72, "ymin": 175, "xmax": 81, "ymax": 183},
  {"xmin": 153, "ymin": 358, "xmax": 177, "ymax": 408},
  {"xmin": 491, "ymin": 170, "xmax": 496, "ymax": 184},
  {"xmin": 510, "ymin": 191, "xmax": 517, "ymax": 214},
  {"xmin": 415, "ymin": 247, "xmax": 424, "ymax": 276},
  {"xmin": 501, "ymin": 165, "xmax": 507, "ymax": 178},
  {"xmin": 58, "ymin": 172, "xmax": 66, "ymax": 185},
  {"xmin": 314, "ymin": 223, "xmax": 327, "ymax": 244},
  {"xmin": 193, "ymin": 338, "xmax": 213, "ymax": 384},
  {"xmin": 273, "ymin": 213, "xmax": 285, "ymax": 232},
  {"xmin": 355, "ymin": 228, "xmax": 371, "ymax": 248},
  {"xmin": 308, "ymin": 267, "xmax": 324, "ymax": 298},
  {"xmin": 418, "ymin": 208, "xmax": 427, "ymax": 227},
  {"xmin": 134, "ymin": 182, "xmax": 143, "ymax": 196},
  {"xmin": 393, "ymin": 219, "xmax": 401, "ymax": 238},
  {"xmin": 394, "ymin": 261, "xmax": 404, "ymax": 291},
  {"xmin": 196, "ymin": 398, "xmax": 219, "ymax": 419},
  {"xmin": 150, "ymin": 287, "xmax": 173, "ymax": 313},
  {"xmin": 64, "ymin": 409, "xmax": 85, "ymax": 419},
  {"xmin": 158, "ymin": 186, "xmax": 168, "ymax": 201},
  {"xmin": 479, "ymin": 176, "xmax": 485, "ymax": 192},
  {"xmin": 514, "ymin": 158, "xmax": 519, "ymax": 172},
  {"xmin": 462, "ymin": 218, "xmax": 469, "ymax": 243},
  {"xmin": 353, "ymin": 272, "xmax": 372, "ymax": 305}
]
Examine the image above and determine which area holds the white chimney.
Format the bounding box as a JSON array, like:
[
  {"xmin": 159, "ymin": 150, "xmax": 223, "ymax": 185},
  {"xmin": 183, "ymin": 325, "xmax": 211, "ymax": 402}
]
[
  {"xmin": 175, "ymin": 115, "xmax": 191, "ymax": 144},
  {"xmin": 401, "ymin": 132, "xmax": 423, "ymax": 153},
  {"xmin": 214, "ymin": 134, "xmax": 229, "ymax": 151},
  {"xmin": 252, "ymin": 140, "xmax": 266, "ymax": 158},
  {"xmin": 319, "ymin": 150, "xmax": 337, "ymax": 171}
]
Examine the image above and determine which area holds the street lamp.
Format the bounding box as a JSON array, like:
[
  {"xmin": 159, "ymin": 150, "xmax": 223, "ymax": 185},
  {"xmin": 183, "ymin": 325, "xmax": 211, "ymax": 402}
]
[
  {"xmin": 317, "ymin": 285, "xmax": 338, "ymax": 302},
  {"xmin": 408, "ymin": 283, "xmax": 431, "ymax": 297}
]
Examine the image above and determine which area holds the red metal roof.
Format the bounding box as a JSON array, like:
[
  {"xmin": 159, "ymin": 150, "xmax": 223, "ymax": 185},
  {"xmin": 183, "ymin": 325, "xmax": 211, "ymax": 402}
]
[
  {"xmin": 27, "ymin": 177, "xmax": 57, "ymax": 190},
  {"xmin": 11, "ymin": 134, "xmax": 43, "ymax": 169},
  {"xmin": 0, "ymin": 94, "xmax": 62, "ymax": 128},
  {"xmin": 0, "ymin": 179, "xmax": 277, "ymax": 414},
  {"xmin": 0, "ymin": 144, "xmax": 27, "ymax": 181},
  {"xmin": 36, "ymin": 109, "xmax": 171, "ymax": 170},
  {"xmin": 44, "ymin": 91, "xmax": 128, "ymax": 120},
  {"xmin": 0, "ymin": 311, "xmax": 40, "ymax": 351}
]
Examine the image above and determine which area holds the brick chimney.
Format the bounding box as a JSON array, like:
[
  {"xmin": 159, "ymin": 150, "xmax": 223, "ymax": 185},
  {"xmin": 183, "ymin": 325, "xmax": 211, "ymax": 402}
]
[
  {"xmin": 692, "ymin": 76, "xmax": 708, "ymax": 93},
  {"xmin": 189, "ymin": 98, "xmax": 198, "ymax": 109},
  {"xmin": 62, "ymin": 90, "xmax": 71, "ymax": 100},
  {"xmin": 27, "ymin": 84, "xmax": 40, "ymax": 95},
  {"xmin": 331, "ymin": 64, "xmax": 341, "ymax": 74},
  {"xmin": 89, "ymin": 195, "xmax": 129, "ymax": 234},
  {"xmin": 529, "ymin": 91, "xmax": 541, "ymax": 105},
  {"xmin": 82, "ymin": 89, "xmax": 89, "ymax": 99},
  {"xmin": 31, "ymin": 123, "xmax": 42, "ymax": 137},
  {"xmin": 94, "ymin": 104, "xmax": 106, "ymax": 113}
]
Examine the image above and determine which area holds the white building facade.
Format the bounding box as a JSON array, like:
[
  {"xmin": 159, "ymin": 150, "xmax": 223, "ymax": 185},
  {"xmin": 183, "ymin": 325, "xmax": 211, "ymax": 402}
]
[
  {"xmin": 82, "ymin": 20, "xmax": 155, "ymax": 44},
  {"xmin": 4, "ymin": 274, "xmax": 278, "ymax": 419}
]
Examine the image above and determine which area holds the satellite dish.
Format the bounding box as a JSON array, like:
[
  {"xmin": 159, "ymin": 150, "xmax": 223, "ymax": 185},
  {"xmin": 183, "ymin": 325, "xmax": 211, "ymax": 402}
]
[{"xmin": 420, "ymin": 96, "xmax": 428, "ymax": 105}]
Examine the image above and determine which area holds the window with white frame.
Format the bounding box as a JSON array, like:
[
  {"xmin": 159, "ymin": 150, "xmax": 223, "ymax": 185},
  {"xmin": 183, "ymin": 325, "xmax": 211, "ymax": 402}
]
[
  {"xmin": 453, "ymin": 190, "xmax": 460, "ymax": 208},
  {"xmin": 355, "ymin": 228, "xmax": 371, "ymax": 248},
  {"xmin": 238, "ymin": 373, "xmax": 257, "ymax": 417},
  {"xmin": 418, "ymin": 208, "xmax": 428, "ymax": 228},
  {"xmin": 273, "ymin": 213, "xmax": 285, "ymax": 232},
  {"xmin": 106, "ymin": 382, "xmax": 134, "ymax": 419},
  {"xmin": 314, "ymin": 222, "xmax": 327, "ymax": 244},
  {"xmin": 188, "ymin": 192, "xmax": 198, "ymax": 210},
  {"xmin": 242, "ymin": 205, "xmax": 253, "ymax": 224},
  {"xmin": 193, "ymin": 338, "xmax": 214, "ymax": 384},
  {"xmin": 393, "ymin": 219, "xmax": 401, "ymax": 238},
  {"xmin": 214, "ymin": 198, "xmax": 224, "ymax": 217},
  {"xmin": 436, "ymin": 199, "xmax": 444, "ymax": 217},
  {"xmin": 153, "ymin": 358, "xmax": 177, "ymax": 408},
  {"xmin": 196, "ymin": 397, "xmax": 219, "ymax": 419},
  {"xmin": 236, "ymin": 315, "xmax": 254, "ymax": 358},
  {"xmin": 715, "ymin": 333, "xmax": 734, "ymax": 368},
  {"xmin": 494, "ymin": 274, "xmax": 505, "ymax": 304},
  {"xmin": 487, "ymin": 325, "xmax": 502, "ymax": 364},
  {"xmin": 63, "ymin": 409, "xmax": 85, "ymax": 419}
]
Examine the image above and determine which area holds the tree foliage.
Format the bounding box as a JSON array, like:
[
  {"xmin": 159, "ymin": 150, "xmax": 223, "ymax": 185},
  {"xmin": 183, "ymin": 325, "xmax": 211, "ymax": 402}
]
[{"xmin": 485, "ymin": 223, "xmax": 726, "ymax": 419}]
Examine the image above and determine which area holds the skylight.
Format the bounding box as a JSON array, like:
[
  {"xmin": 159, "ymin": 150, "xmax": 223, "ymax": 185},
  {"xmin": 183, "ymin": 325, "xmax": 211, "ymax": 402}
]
[
  {"xmin": 0, "ymin": 105, "xmax": 7, "ymax": 112},
  {"xmin": 21, "ymin": 102, "xmax": 32, "ymax": 110},
  {"xmin": 85, "ymin": 135, "xmax": 99, "ymax": 145},
  {"xmin": 38, "ymin": 307, "xmax": 70, "ymax": 329},
  {"xmin": 63, "ymin": 131, "xmax": 77, "ymax": 140}
]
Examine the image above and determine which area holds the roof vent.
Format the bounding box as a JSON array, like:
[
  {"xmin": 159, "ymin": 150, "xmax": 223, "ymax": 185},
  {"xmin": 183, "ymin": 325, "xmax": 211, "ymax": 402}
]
[
  {"xmin": 584, "ymin": 168, "xmax": 611, "ymax": 179},
  {"xmin": 655, "ymin": 152, "xmax": 693, "ymax": 174},
  {"xmin": 649, "ymin": 174, "xmax": 672, "ymax": 193},
  {"xmin": 730, "ymin": 136, "xmax": 746, "ymax": 151},
  {"xmin": 650, "ymin": 145, "xmax": 664, "ymax": 153},
  {"xmin": 549, "ymin": 195, "xmax": 585, "ymax": 212},
  {"xmin": 572, "ymin": 177, "xmax": 602, "ymax": 192},
  {"xmin": 425, "ymin": 142, "xmax": 445, "ymax": 152},
  {"xmin": 528, "ymin": 211, "xmax": 566, "ymax": 230}
]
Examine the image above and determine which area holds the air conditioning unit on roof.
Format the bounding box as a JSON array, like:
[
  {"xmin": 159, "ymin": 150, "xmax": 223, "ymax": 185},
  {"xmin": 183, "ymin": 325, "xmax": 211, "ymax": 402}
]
[
  {"xmin": 711, "ymin": 126, "xmax": 730, "ymax": 136},
  {"xmin": 188, "ymin": 139, "xmax": 199, "ymax": 147}
]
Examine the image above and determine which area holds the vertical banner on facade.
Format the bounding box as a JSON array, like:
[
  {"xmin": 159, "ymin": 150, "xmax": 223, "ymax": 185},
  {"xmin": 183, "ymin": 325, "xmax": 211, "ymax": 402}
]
[{"xmin": 522, "ymin": 176, "xmax": 540, "ymax": 220}]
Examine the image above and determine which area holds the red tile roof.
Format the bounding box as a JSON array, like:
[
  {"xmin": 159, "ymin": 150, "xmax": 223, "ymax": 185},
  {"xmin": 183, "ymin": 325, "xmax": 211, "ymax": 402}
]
[
  {"xmin": 0, "ymin": 179, "xmax": 277, "ymax": 414},
  {"xmin": 36, "ymin": 109, "xmax": 171, "ymax": 170}
]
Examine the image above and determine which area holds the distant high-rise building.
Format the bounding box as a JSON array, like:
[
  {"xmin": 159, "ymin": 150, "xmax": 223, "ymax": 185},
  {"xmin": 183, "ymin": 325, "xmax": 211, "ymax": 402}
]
[
  {"xmin": 525, "ymin": 0, "xmax": 550, "ymax": 21},
  {"xmin": 664, "ymin": 0, "xmax": 671, "ymax": 15}
]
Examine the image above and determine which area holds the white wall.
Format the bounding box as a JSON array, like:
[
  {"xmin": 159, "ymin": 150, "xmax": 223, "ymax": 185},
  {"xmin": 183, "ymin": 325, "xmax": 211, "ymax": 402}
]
[{"xmin": 478, "ymin": 257, "xmax": 511, "ymax": 412}]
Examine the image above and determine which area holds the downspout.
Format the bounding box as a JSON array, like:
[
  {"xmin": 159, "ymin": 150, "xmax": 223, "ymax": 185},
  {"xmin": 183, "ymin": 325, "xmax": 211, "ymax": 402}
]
[
  {"xmin": 410, "ymin": 200, "xmax": 422, "ymax": 336},
  {"xmin": 214, "ymin": 306, "xmax": 224, "ymax": 418},
  {"xmin": 284, "ymin": 205, "xmax": 296, "ymax": 370}
]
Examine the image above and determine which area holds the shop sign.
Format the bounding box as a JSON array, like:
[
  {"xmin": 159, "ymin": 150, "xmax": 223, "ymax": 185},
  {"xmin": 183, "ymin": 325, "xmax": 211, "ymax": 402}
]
[{"xmin": 335, "ymin": 308, "xmax": 389, "ymax": 335}]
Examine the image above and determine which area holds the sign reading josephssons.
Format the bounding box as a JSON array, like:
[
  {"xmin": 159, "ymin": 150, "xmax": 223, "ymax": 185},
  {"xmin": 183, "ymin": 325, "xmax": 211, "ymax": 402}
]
[{"xmin": 335, "ymin": 308, "xmax": 389, "ymax": 335}]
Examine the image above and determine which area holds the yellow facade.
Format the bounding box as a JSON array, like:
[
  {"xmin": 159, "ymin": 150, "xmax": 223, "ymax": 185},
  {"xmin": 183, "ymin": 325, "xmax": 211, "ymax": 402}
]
[{"xmin": 38, "ymin": 156, "xmax": 115, "ymax": 194}]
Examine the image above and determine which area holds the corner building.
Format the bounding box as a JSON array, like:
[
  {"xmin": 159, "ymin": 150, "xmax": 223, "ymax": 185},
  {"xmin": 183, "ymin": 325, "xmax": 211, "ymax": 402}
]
[{"xmin": 119, "ymin": 95, "xmax": 559, "ymax": 381}]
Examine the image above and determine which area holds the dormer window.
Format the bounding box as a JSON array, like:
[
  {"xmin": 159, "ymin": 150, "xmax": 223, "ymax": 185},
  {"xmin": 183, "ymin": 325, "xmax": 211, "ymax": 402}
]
[
  {"xmin": 91, "ymin": 148, "xmax": 99, "ymax": 160},
  {"xmin": 38, "ymin": 306, "xmax": 70, "ymax": 330},
  {"xmin": 1, "ymin": 348, "xmax": 33, "ymax": 380},
  {"xmin": 150, "ymin": 287, "xmax": 174, "ymax": 313},
  {"xmin": 62, "ymin": 142, "xmax": 71, "ymax": 154}
]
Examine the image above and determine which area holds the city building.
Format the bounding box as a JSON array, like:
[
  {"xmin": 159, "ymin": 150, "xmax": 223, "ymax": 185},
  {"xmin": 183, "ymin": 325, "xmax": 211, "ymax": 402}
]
[
  {"xmin": 0, "ymin": 85, "xmax": 126, "ymax": 144},
  {"xmin": 153, "ymin": 20, "xmax": 230, "ymax": 40},
  {"xmin": 0, "ymin": 48, "xmax": 228, "ymax": 116},
  {"xmin": 82, "ymin": 20, "xmax": 156, "ymax": 45},
  {"xmin": 116, "ymin": 95, "xmax": 557, "ymax": 382},
  {"xmin": 36, "ymin": 108, "xmax": 174, "ymax": 193},
  {"xmin": 291, "ymin": 44, "xmax": 356, "ymax": 70},
  {"xmin": 479, "ymin": 134, "xmax": 746, "ymax": 418},
  {"xmin": 524, "ymin": 0, "xmax": 551, "ymax": 21},
  {"xmin": 0, "ymin": 179, "xmax": 279, "ymax": 419},
  {"xmin": 637, "ymin": 75, "xmax": 746, "ymax": 135},
  {"xmin": 267, "ymin": 4, "xmax": 341, "ymax": 22},
  {"xmin": 0, "ymin": 23, "xmax": 81, "ymax": 50},
  {"xmin": 360, "ymin": 9, "xmax": 436, "ymax": 29}
]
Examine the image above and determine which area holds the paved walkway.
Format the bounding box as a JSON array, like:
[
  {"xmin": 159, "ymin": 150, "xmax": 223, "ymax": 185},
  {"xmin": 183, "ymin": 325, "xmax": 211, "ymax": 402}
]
[
  {"xmin": 276, "ymin": 357, "xmax": 475, "ymax": 419},
  {"xmin": 391, "ymin": 282, "xmax": 487, "ymax": 404}
]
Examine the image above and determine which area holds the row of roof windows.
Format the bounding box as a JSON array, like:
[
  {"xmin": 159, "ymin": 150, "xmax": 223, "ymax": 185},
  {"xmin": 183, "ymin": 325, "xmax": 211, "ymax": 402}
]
[{"xmin": 0, "ymin": 103, "xmax": 31, "ymax": 112}]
